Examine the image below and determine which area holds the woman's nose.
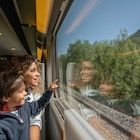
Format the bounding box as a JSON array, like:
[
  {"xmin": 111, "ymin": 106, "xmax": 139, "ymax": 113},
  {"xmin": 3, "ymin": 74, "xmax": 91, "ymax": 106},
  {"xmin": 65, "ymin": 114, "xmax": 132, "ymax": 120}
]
[
  {"xmin": 81, "ymin": 69, "xmax": 87, "ymax": 74},
  {"xmin": 36, "ymin": 71, "xmax": 40, "ymax": 76}
]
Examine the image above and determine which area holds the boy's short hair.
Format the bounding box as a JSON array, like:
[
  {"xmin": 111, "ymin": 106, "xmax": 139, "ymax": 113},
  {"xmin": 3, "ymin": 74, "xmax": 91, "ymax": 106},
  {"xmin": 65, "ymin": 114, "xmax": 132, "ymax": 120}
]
[{"xmin": 0, "ymin": 70, "xmax": 26, "ymax": 103}]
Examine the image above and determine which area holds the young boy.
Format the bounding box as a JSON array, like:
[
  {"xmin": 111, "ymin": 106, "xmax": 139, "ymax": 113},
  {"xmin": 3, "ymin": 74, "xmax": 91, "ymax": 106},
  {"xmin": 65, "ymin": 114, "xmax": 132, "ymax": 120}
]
[{"xmin": 0, "ymin": 71, "xmax": 58, "ymax": 140}]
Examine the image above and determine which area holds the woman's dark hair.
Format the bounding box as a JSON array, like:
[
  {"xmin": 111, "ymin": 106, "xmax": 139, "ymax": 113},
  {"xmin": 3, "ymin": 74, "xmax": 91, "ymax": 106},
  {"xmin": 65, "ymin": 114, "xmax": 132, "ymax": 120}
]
[
  {"xmin": 3, "ymin": 55, "xmax": 42, "ymax": 93},
  {"xmin": 6, "ymin": 55, "xmax": 39, "ymax": 75}
]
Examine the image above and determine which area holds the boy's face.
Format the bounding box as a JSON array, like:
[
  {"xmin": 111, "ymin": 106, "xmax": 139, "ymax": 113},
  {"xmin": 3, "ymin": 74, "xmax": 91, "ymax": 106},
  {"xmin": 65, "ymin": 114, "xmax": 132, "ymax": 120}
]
[{"xmin": 5, "ymin": 82, "xmax": 27, "ymax": 109}]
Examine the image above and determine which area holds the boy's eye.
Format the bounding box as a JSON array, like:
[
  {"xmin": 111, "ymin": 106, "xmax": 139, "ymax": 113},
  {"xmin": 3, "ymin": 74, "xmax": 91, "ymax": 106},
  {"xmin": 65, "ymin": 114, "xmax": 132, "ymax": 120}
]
[
  {"xmin": 18, "ymin": 88, "xmax": 25, "ymax": 93},
  {"xmin": 18, "ymin": 90, "xmax": 23, "ymax": 93}
]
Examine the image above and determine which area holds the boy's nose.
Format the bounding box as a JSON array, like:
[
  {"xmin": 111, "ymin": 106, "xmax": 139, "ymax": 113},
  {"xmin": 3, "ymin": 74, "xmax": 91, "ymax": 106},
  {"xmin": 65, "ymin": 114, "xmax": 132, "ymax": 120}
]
[{"xmin": 24, "ymin": 90, "xmax": 27, "ymax": 96}]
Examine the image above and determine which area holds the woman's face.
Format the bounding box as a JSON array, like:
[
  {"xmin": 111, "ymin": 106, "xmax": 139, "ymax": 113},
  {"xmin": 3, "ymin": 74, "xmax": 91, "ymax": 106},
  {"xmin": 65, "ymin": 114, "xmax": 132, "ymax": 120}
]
[
  {"xmin": 80, "ymin": 61, "xmax": 95, "ymax": 84},
  {"xmin": 23, "ymin": 62, "xmax": 40, "ymax": 88}
]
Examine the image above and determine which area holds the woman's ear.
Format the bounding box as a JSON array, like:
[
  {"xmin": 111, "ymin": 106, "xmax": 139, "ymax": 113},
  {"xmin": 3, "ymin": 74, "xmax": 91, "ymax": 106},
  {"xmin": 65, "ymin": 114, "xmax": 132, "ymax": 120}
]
[{"xmin": 2, "ymin": 96, "xmax": 9, "ymax": 103}]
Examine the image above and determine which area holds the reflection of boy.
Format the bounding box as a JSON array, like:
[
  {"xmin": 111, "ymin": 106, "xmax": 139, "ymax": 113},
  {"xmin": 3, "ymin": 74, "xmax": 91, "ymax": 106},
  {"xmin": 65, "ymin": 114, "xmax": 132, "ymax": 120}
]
[
  {"xmin": 99, "ymin": 82, "xmax": 115, "ymax": 96},
  {"xmin": 99, "ymin": 82, "xmax": 140, "ymax": 117}
]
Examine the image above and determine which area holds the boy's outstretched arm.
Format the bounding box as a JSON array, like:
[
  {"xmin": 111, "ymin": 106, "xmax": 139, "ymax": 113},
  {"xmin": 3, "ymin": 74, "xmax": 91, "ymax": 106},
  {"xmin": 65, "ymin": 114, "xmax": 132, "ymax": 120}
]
[{"xmin": 48, "ymin": 79, "xmax": 58, "ymax": 91}]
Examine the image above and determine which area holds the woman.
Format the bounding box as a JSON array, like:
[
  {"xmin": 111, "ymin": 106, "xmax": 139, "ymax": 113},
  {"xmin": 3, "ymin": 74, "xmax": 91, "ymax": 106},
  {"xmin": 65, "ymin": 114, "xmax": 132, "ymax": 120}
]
[
  {"xmin": 69, "ymin": 61, "xmax": 101, "ymax": 97},
  {"xmin": 5, "ymin": 55, "xmax": 45, "ymax": 140}
]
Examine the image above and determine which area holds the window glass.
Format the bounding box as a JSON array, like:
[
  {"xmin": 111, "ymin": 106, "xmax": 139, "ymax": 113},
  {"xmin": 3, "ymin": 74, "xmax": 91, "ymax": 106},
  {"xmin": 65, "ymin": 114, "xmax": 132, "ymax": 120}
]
[{"xmin": 56, "ymin": 0, "xmax": 140, "ymax": 139}]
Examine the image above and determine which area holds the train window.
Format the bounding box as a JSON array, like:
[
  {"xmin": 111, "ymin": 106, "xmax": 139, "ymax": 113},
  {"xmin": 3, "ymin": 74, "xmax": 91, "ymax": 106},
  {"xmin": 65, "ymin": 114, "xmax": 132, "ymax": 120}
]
[{"xmin": 56, "ymin": 0, "xmax": 140, "ymax": 139}]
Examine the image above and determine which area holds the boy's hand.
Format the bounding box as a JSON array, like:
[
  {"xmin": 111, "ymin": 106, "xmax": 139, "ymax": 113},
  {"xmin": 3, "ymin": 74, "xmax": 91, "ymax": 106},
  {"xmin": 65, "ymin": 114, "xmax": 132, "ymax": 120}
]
[{"xmin": 48, "ymin": 79, "xmax": 58, "ymax": 91}]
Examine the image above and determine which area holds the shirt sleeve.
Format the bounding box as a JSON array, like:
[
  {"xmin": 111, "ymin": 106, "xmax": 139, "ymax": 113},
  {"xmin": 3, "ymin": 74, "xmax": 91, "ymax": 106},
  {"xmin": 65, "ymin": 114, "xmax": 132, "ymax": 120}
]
[
  {"xmin": 30, "ymin": 112, "xmax": 43, "ymax": 129},
  {"xmin": 26, "ymin": 91, "xmax": 44, "ymax": 130},
  {"xmin": 24, "ymin": 90, "xmax": 53, "ymax": 126}
]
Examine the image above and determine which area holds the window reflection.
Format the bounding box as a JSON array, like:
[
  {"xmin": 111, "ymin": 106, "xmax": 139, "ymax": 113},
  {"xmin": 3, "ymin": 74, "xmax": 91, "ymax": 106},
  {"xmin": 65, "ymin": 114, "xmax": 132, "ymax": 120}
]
[{"xmin": 56, "ymin": 0, "xmax": 140, "ymax": 139}]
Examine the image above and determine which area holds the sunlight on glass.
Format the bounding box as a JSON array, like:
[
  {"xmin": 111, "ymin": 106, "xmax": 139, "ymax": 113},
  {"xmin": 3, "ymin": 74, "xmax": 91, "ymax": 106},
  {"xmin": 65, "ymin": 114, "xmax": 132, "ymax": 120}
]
[{"xmin": 56, "ymin": 0, "xmax": 140, "ymax": 139}]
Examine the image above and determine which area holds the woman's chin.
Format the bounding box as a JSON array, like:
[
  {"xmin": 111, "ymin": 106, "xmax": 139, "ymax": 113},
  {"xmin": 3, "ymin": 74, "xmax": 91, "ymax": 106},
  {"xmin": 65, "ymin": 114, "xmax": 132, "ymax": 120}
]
[{"xmin": 33, "ymin": 83, "xmax": 38, "ymax": 86}]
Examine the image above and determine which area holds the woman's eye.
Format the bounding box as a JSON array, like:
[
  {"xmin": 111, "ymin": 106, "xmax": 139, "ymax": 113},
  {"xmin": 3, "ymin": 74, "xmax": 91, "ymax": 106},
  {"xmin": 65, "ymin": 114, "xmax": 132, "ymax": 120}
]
[{"xmin": 30, "ymin": 68, "xmax": 37, "ymax": 72}]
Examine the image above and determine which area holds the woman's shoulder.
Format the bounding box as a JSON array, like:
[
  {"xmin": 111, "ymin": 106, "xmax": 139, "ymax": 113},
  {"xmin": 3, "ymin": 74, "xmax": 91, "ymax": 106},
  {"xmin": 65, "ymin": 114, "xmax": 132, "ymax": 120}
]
[{"xmin": 27, "ymin": 89, "xmax": 42, "ymax": 101}]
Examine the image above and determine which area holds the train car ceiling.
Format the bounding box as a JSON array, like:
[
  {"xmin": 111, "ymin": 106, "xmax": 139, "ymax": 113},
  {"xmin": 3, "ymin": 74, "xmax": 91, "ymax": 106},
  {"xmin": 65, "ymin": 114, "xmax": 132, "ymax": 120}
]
[
  {"xmin": 0, "ymin": 0, "xmax": 63, "ymax": 59},
  {"xmin": 36, "ymin": 0, "xmax": 53, "ymax": 44}
]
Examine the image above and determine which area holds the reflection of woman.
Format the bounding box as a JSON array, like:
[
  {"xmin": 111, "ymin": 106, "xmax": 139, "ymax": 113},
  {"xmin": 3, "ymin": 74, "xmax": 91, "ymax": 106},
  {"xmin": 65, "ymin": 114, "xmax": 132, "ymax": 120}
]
[
  {"xmin": 5, "ymin": 55, "xmax": 44, "ymax": 140},
  {"xmin": 78, "ymin": 61, "xmax": 97, "ymax": 96},
  {"xmin": 80, "ymin": 61, "xmax": 94, "ymax": 83},
  {"xmin": 68, "ymin": 60, "xmax": 108, "ymax": 107}
]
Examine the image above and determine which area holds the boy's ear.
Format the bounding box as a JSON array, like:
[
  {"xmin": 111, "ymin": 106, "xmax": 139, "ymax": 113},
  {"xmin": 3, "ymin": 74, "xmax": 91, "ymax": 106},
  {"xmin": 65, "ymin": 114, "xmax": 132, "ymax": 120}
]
[{"xmin": 2, "ymin": 97, "xmax": 8, "ymax": 102}]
